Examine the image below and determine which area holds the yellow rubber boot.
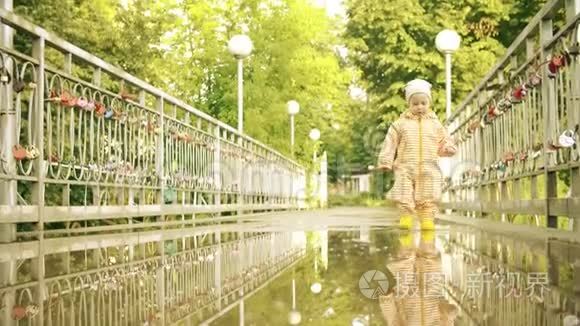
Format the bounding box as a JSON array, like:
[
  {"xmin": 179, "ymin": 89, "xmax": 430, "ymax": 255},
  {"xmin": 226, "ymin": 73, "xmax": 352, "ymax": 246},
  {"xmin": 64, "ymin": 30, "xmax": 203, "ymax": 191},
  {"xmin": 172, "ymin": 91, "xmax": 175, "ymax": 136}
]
[
  {"xmin": 399, "ymin": 232, "xmax": 413, "ymax": 248},
  {"xmin": 399, "ymin": 215, "xmax": 413, "ymax": 229},
  {"xmin": 420, "ymin": 218, "xmax": 435, "ymax": 231},
  {"xmin": 421, "ymin": 229, "xmax": 434, "ymax": 243}
]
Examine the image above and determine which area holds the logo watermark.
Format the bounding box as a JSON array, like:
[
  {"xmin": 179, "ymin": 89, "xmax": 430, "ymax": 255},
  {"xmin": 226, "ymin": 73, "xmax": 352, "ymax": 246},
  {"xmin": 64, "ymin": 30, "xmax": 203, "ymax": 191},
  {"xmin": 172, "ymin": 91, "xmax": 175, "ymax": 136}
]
[{"xmin": 358, "ymin": 270, "xmax": 390, "ymax": 299}]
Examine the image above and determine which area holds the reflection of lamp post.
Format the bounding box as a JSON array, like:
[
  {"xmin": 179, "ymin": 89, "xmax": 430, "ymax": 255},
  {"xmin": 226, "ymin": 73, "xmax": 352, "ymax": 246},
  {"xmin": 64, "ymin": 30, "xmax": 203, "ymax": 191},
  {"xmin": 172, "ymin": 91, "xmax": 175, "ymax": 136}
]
[
  {"xmin": 287, "ymin": 100, "xmax": 300, "ymax": 157},
  {"xmin": 228, "ymin": 35, "xmax": 253, "ymax": 133},
  {"xmin": 435, "ymin": 29, "xmax": 461, "ymax": 121},
  {"xmin": 310, "ymin": 255, "xmax": 322, "ymax": 294},
  {"xmin": 288, "ymin": 278, "xmax": 301, "ymax": 325}
]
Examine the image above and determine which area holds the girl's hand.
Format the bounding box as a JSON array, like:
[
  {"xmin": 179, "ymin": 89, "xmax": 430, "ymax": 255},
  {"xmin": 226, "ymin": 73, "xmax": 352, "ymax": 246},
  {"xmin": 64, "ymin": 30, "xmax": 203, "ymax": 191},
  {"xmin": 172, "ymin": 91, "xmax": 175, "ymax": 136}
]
[{"xmin": 374, "ymin": 165, "xmax": 392, "ymax": 171}]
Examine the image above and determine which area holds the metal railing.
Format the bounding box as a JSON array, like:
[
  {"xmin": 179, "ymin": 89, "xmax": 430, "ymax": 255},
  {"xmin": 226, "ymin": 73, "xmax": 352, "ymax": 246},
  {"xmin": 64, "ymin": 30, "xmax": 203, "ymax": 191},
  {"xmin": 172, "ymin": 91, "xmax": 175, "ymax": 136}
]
[
  {"xmin": 0, "ymin": 1, "xmax": 308, "ymax": 325},
  {"xmin": 440, "ymin": 230, "xmax": 578, "ymax": 325},
  {"xmin": 444, "ymin": 0, "xmax": 580, "ymax": 231}
]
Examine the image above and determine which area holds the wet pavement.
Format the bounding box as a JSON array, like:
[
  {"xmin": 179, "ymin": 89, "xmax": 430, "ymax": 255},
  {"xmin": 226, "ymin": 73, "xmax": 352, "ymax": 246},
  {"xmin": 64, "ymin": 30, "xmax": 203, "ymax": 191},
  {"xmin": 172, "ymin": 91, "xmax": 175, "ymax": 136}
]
[{"xmin": 208, "ymin": 208, "xmax": 580, "ymax": 326}]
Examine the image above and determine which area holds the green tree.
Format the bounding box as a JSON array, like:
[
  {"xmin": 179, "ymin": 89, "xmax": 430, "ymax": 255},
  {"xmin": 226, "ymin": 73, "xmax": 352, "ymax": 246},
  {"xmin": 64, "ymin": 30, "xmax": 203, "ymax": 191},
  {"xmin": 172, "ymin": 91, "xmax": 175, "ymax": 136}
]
[{"xmin": 341, "ymin": 0, "xmax": 544, "ymax": 169}]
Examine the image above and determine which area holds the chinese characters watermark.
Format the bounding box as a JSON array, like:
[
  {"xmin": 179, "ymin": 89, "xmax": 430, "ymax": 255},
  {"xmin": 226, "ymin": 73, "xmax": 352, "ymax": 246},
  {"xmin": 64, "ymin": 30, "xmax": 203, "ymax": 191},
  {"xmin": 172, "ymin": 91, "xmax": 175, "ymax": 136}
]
[{"xmin": 361, "ymin": 270, "xmax": 550, "ymax": 300}]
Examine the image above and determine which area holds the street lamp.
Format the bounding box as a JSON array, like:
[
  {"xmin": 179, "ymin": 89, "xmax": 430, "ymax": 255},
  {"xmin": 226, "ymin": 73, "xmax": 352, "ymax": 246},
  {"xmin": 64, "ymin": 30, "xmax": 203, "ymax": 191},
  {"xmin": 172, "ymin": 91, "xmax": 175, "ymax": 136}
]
[
  {"xmin": 435, "ymin": 29, "xmax": 460, "ymax": 120},
  {"xmin": 436, "ymin": 29, "xmax": 460, "ymax": 203},
  {"xmin": 228, "ymin": 34, "xmax": 253, "ymax": 133},
  {"xmin": 287, "ymin": 100, "xmax": 300, "ymax": 157},
  {"xmin": 309, "ymin": 128, "xmax": 320, "ymax": 141}
]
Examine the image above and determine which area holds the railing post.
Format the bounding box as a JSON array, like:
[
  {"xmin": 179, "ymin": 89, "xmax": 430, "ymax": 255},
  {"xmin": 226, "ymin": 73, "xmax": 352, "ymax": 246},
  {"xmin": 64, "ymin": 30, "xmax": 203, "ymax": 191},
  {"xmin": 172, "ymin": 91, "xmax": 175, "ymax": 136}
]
[
  {"xmin": 213, "ymin": 125, "xmax": 222, "ymax": 312},
  {"xmin": 31, "ymin": 35, "xmax": 45, "ymax": 326},
  {"xmin": 540, "ymin": 17, "xmax": 558, "ymax": 228},
  {"xmin": 61, "ymin": 52, "xmax": 73, "ymax": 275},
  {"xmin": 0, "ymin": 1, "xmax": 16, "ymax": 325},
  {"xmin": 155, "ymin": 96, "xmax": 165, "ymax": 325},
  {"xmin": 566, "ymin": 0, "xmax": 580, "ymax": 231}
]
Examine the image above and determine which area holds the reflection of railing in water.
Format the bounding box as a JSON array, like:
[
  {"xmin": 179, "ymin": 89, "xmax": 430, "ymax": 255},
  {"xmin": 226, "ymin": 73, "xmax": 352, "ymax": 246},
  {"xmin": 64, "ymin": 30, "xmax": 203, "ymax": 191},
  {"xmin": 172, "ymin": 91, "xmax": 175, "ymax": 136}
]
[
  {"xmin": 443, "ymin": 0, "xmax": 580, "ymax": 230},
  {"xmin": 440, "ymin": 231, "xmax": 579, "ymax": 325},
  {"xmin": 1, "ymin": 232, "xmax": 304, "ymax": 325},
  {"xmin": 0, "ymin": 5, "xmax": 307, "ymax": 326}
]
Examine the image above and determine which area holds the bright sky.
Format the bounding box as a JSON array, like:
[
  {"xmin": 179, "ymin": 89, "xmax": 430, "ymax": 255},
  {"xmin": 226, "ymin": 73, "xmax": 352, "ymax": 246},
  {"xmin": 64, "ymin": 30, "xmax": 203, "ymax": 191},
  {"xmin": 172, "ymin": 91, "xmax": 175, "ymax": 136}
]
[{"xmin": 313, "ymin": 0, "xmax": 346, "ymax": 17}]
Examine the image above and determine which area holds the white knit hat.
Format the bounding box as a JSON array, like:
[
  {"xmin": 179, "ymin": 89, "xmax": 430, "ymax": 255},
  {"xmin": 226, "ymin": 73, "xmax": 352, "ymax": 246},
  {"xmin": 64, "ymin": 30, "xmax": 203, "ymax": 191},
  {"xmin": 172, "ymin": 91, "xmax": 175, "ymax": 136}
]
[{"xmin": 405, "ymin": 79, "xmax": 432, "ymax": 102}]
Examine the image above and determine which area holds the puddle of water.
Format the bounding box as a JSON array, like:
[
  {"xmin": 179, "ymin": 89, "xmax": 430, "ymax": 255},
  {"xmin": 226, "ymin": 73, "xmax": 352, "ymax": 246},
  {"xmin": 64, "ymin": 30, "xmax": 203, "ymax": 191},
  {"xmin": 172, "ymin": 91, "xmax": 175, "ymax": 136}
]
[{"xmin": 212, "ymin": 225, "xmax": 580, "ymax": 326}]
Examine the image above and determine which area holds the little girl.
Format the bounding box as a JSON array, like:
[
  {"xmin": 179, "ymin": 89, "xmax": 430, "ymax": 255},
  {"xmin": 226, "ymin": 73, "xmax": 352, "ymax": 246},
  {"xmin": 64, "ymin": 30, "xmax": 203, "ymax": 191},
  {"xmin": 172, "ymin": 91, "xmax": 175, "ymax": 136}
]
[{"xmin": 377, "ymin": 79, "xmax": 457, "ymax": 230}]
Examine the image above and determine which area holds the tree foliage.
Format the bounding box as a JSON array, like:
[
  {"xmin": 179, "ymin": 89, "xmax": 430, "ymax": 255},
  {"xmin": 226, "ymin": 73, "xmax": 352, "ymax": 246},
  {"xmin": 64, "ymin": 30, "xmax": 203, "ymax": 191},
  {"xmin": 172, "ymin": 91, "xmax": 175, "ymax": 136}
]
[
  {"xmin": 14, "ymin": 0, "xmax": 353, "ymax": 166},
  {"xmin": 341, "ymin": 0, "xmax": 545, "ymax": 171}
]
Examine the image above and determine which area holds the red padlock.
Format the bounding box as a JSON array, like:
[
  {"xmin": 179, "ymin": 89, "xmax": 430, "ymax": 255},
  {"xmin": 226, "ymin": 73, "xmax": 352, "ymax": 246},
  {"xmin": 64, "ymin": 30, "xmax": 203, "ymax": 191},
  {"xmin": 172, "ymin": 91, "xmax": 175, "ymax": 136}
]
[
  {"xmin": 12, "ymin": 145, "xmax": 27, "ymax": 161},
  {"xmin": 488, "ymin": 104, "xmax": 501, "ymax": 117},
  {"xmin": 60, "ymin": 91, "xmax": 77, "ymax": 107},
  {"xmin": 94, "ymin": 102, "xmax": 106, "ymax": 116},
  {"xmin": 547, "ymin": 55, "xmax": 566, "ymax": 78},
  {"xmin": 512, "ymin": 85, "xmax": 527, "ymax": 102},
  {"xmin": 502, "ymin": 151, "xmax": 515, "ymax": 163},
  {"xmin": 11, "ymin": 305, "xmax": 26, "ymax": 320}
]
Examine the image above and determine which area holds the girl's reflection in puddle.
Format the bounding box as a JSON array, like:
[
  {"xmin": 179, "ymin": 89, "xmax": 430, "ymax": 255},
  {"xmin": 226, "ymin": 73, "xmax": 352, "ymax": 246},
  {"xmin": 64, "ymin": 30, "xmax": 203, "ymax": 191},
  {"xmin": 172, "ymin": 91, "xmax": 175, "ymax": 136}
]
[{"xmin": 380, "ymin": 230, "xmax": 458, "ymax": 326}]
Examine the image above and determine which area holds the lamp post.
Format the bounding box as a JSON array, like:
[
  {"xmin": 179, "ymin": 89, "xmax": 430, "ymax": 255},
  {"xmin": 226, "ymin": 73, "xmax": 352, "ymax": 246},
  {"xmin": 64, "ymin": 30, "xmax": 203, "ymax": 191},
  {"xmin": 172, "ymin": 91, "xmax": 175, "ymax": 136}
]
[
  {"xmin": 436, "ymin": 29, "xmax": 460, "ymax": 213},
  {"xmin": 228, "ymin": 34, "xmax": 253, "ymax": 133},
  {"xmin": 309, "ymin": 128, "xmax": 321, "ymax": 208},
  {"xmin": 309, "ymin": 128, "xmax": 321, "ymax": 162},
  {"xmin": 287, "ymin": 100, "xmax": 300, "ymax": 157},
  {"xmin": 435, "ymin": 29, "xmax": 461, "ymax": 121}
]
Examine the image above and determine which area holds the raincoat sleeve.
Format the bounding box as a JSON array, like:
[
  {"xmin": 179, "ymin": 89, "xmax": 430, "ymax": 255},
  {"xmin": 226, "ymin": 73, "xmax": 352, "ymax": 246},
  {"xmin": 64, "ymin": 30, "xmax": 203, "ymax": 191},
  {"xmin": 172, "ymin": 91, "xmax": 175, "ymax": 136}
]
[
  {"xmin": 436, "ymin": 121, "xmax": 457, "ymax": 157},
  {"xmin": 378, "ymin": 123, "xmax": 400, "ymax": 169}
]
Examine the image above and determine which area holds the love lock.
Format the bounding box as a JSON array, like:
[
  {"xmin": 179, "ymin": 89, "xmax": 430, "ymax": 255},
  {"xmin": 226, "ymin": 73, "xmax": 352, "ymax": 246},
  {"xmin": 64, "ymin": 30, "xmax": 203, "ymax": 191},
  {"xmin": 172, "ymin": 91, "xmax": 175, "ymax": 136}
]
[
  {"xmin": 164, "ymin": 187, "xmax": 176, "ymax": 204},
  {"xmin": 484, "ymin": 112, "xmax": 494, "ymax": 125},
  {"xmin": 530, "ymin": 149, "xmax": 540, "ymax": 159},
  {"xmin": 12, "ymin": 65, "xmax": 35, "ymax": 93},
  {"xmin": 60, "ymin": 91, "xmax": 77, "ymax": 107},
  {"xmin": 547, "ymin": 54, "xmax": 566, "ymax": 78},
  {"xmin": 76, "ymin": 97, "xmax": 89, "ymax": 109},
  {"xmin": 546, "ymin": 142, "xmax": 560, "ymax": 153},
  {"xmin": 498, "ymin": 162, "xmax": 507, "ymax": 172},
  {"xmin": 479, "ymin": 115, "xmax": 487, "ymax": 129},
  {"xmin": 558, "ymin": 129, "xmax": 576, "ymax": 148},
  {"xmin": 13, "ymin": 78, "xmax": 25, "ymax": 93},
  {"xmin": 511, "ymin": 85, "xmax": 527, "ymax": 102},
  {"xmin": 12, "ymin": 145, "xmax": 27, "ymax": 161},
  {"xmin": 11, "ymin": 305, "xmax": 26, "ymax": 320},
  {"xmin": 528, "ymin": 72, "xmax": 542, "ymax": 87},
  {"xmin": 502, "ymin": 151, "xmax": 515, "ymax": 163},
  {"xmin": 25, "ymin": 304, "xmax": 39, "ymax": 318},
  {"xmin": 104, "ymin": 107, "xmax": 114, "ymax": 119},
  {"xmin": 26, "ymin": 145, "xmax": 40, "ymax": 160},
  {"xmin": 0, "ymin": 67, "xmax": 11, "ymax": 84},
  {"xmin": 94, "ymin": 102, "xmax": 106, "ymax": 116},
  {"xmin": 85, "ymin": 100, "xmax": 95, "ymax": 111},
  {"xmin": 497, "ymin": 98, "xmax": 511, "ymax": 111}
]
